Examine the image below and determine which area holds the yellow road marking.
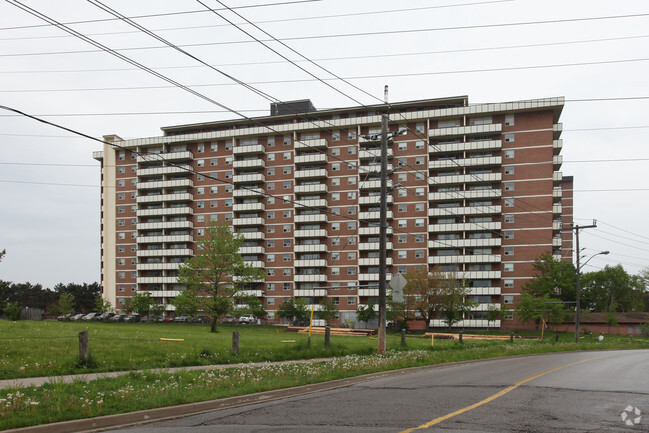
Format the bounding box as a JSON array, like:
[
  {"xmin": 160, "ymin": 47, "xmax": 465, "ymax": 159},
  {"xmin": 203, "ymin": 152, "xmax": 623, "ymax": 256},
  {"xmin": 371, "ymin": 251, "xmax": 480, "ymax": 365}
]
[{"xmin": 400, "ymin": 355, "xmax": 611, "ymax": 432}]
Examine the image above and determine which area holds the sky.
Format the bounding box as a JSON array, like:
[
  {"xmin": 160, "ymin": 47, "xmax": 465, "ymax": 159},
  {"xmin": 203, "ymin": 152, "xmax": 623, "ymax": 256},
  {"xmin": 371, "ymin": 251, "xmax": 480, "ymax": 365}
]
[{"xmin": 0, "ymin": 0, "xmax": 648, "ymax": 289}]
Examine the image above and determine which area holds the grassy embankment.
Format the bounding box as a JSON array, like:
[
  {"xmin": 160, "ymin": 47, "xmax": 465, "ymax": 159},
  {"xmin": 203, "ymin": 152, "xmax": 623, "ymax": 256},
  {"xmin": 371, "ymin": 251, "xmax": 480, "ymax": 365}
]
[{"xmin": 0, "ymin": 320, "xmax": 647, "ymax": 430}]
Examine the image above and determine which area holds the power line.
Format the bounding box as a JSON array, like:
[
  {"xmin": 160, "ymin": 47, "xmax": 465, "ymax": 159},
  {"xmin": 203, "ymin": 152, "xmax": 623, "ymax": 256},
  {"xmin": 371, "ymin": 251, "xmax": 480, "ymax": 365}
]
[
  {"xmin": 4, "ymin": 57, "xmax": 648, "ymax": 93},
  {"xmin": 597, "ymin": 220, "xmax": 649, "ymax": 242},
  {"xmin": 3, "ymin": 33, "xmax": 647, "ymax": 73}
]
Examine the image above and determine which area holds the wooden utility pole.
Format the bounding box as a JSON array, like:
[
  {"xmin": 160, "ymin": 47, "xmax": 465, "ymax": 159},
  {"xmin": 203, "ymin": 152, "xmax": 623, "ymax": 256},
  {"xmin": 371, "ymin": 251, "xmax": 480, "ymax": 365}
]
[{"xmin": 377, "ymin": 85, "xmax": 389, "ymax": 354}]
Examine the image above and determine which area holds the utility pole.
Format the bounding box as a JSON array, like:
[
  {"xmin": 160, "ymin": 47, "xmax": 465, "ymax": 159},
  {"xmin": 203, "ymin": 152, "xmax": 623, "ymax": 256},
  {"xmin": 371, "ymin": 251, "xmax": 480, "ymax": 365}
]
[
  {"xmin": 377, "ymin": 85, "xmax": 389, "ymax": 355},
  {"xmin": 569, "ymin": 221, "xmax": 597, "ymax": 343}
]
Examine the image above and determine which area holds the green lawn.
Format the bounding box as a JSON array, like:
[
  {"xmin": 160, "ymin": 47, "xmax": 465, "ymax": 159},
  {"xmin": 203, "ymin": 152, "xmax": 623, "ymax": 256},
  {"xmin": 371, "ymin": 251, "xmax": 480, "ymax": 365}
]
[{"xmin": 0, "ymin": 320, "xmax": 648, "ymax": 430}]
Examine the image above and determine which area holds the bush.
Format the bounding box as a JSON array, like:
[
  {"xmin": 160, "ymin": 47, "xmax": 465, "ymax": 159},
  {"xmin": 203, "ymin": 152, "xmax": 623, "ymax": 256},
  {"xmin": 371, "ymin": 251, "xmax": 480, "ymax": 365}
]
[{"xmin": 641, "ymin": 324, "xmax": 649, "ymax": 338}]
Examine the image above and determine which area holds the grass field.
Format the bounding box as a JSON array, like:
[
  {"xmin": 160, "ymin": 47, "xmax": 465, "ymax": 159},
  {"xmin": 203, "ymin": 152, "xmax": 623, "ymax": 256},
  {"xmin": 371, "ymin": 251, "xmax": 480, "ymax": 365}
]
[{"xmin": 0, "ymin": 320, "xmax": 647, "ymax": 430}]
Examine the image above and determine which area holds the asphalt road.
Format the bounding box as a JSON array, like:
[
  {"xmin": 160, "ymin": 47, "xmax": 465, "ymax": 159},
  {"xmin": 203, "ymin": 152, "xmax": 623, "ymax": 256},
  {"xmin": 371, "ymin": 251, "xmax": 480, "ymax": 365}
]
[{"xmin": 110, "ymin": 350, "xmax": 649, "ymax": 433}]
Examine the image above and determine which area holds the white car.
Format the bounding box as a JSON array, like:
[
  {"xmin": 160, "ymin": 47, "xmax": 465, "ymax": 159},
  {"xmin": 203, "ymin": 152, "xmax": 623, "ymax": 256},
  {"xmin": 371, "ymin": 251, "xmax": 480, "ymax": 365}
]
[{"xmin": 239, "ymin": 314, "xmax": 257, "ymax": 325}]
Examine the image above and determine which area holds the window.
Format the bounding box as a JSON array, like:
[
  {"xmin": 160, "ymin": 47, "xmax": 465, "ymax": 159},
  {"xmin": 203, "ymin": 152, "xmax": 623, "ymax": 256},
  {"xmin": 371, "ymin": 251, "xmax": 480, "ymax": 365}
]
[
  {"xmin": 347, "ymin": 297, "xmax": 356, "ymax": 305},
  {"xmin": 415, "ymin": 234, "xmax": 424, "ymax": 243},
  {"xmin": 197, "ymin": 187, "xmax": 204, "ymax": 195},
  {"xmin": 347, "ymin": 221, "xmax": 356, "ymax": 230},
  {"xmin": 348, "ymin": 206, "xmax": 356, "ymax": 215},
  {"xmin": 267, "ymin": 269, "xmax": 275, "ymax": 276},
  {"xmin": 210, "ymin": 200, "xmax": 217, "ymax": 208},
  {"xmin": 267, "ymin": 167, "xmax": 275, "ymax": 176},
  {"xmin": 415, "ymin": 156, "xmax": 425, "ymax": 165},
  {"xmin": 415, "ymin": 250, "xmax": 425, "ymax": 258},
  {"xmin": 415, "ymin": 123, "xmax": 425, "ymax": 134},
  {"xmin": 398, "ymin": 234, "xmax": 407, "ymax": 243},
  {"xmin": 348, "ymin": 146, "xmax": 356, "ymax": 154},
  {"xmin": 267, "ymin": 153, "xmax": 275, "ymax": 161},
  {"xmin": 348, "ymin": 130, "xmax": 356, "ymax": 139},
  {"xmin": 505, "ymin": 133, "xmax": 515, "ymax": 143},
  {"xmin": 504, "ymin": 247, "xmax": 514, "ymax": 256},
  {"xmin": 283, "ymin": 181, "xmax": 291, "ymax": 189},
  {"xmin": 267, "ymin": 254, "xmax": 275, "ymax": 263},
  {"xmin": 332, "ymin": 178, "xmax": 340, "ymax": 186},
  {"xmin": 283, "ymin": 268, "xmax": 291, "ymax": 276},
  {"xmin": 332, "ymin": 222, "xmax": 340, "ymax": 231},
  {"xmin": 225, "ymin": 171, "xmax": 232, "ymax": 179},
  {"xmin": 332, "ymin": 147, "xmax": 341, "ymax": 156},
  {"xmin": 505, "ymin": 198, "xmax": 514, "ymax": 207},
  {"xmin": 398, "ymin": 142, "xmax": 407, "ymax": 151},
  {"xmin": 283, "ymin": 136, "xmax": 291, "ymax": 146},
  {"xmin": 118, "ymin": 179, "xmax": 125, "ymax": 187},
  {"xmin": 225, "ymin": 142, "xmax": 232, "ymax": 151},
  {"xmin": 283, "ymin": 166, "xmax": 291, "ymax": 175},
  {"xmin": 347, "ymin": 192, "xmax": 356, "ymax": 200},
  {"xmin": 398, "ymin": 173, "xmax": 407, "ymax": 182},
  {"xmin": 283, "ymin": 254, "xmax": 291, "ymax": 262},
  {"xmin": 505, "ymin": 182, "xmax": 514, "ymax": 191},
  {"xmin": 347, "ymin": 252, "xmax": 356, "ymax": 260},
  {"xmin": 347, "ymin": 267, "xmax": 356, "ymax": 275},
  {"xmin": 267, "ymin": 182, "xmax": 275, "ymax": 190},
  {"xmin": 197, "ymin": 201, "xmax": 205, "ymax": 209},
  {"xmin": 118, "ymin": 193, "xmax": 125, "ymax": 200},
  {"xmin": 283, "ymin": 224, "xmax": 291, "ymax": 233},
  {"xmin": 225, "ymin": 199, "xmax": 232, "ymax": 207},
  {"xmin": 283, "ymin": 210, "xmax": 292, "ymax": 218},
  {"xmin": 267, "ymin": 211, "xmax": 275, "ymax": 219},
  {"xmin": 267, "ymin": 283, "xmax": 275, "ymax": 291},
  {"xmin": 504, "ymin": 263, "xmax": 514, "ymax": 272},
  {"xmin": 398, "ymin": 219, "xmax": 407, "ymax": 228},
  {"xmin": 415, "ymin": 140, "xmax": 425, "ymax": 149},
  {"xmin": 505, "ymin": 214, "xmax": 515, "ymax": 224},
  {"xmin": 504, "ymin": 166, "xmax": 515, "ymax": 175},
  {"xmin": 505, "ymin": 115, "xmax": 515, "ymax": 126},
  {"xmin": 415, "ymin": 218, "xmax": 425, "ymax": 227},
  {"xmin": 267, "ymin": 297, "xmax": 275, "ymax": 306},
  {"xmin": 332, "ymin": 192, "xmax": 340, "ymax": 201},
  {"xmin": 415, "ymin": 187, "xmax": 425, "ymax": 197},
  {"xmin": 504, "ymin": 230, "xmax": 514, "ymax": 239},
  {"xmin": 348, "ymin": 176, "xmax": 356, "ymax": 185},
  {"xmin": 197, "ymin": 159, "xmax": 204, "ymax": 167},
  {"xmin": 210, "ymin": 158, "xmax": 218, "ymax": 166},
  {"xmin": 415, "ymin": 203, "xmax": 425, "ymax": 212},
  {"xmin": 210, "ymin": 186, "xmax": 218, "ymax": 194},
  {"xmin": 332, "ymin": 267, "xmax": 340, "ymax": 276},
  {"xmin": 283, "ymin": 152, "xmax": 291, "ymax": 160},
  {"xmin": 267, "ymin": 225, "xmax": 275, "ymax": 233},
  {"xmin": 332, "ymin": 131, "xmax": 340, "ymax": 141},
  {"xmin": 398, "ymin": 204, "xmax": 407, "ymax": 213},
  {"xmin": 505, "ymin": 149, "xmax": 515, "ymax": 159},
  {"xmin": 332, "ymin": 163, "xmax": 340, "ymax": 172},
  {"xmin": 398, "ymin": 251, "xmax": 407, "ymax": 259},
  {"xmin": 197, "ymin": 144, "xmax": 204, "ymax": 153},
  {"xmin": 283, "ymin": 282, "xmax": 291, "ymax": 290},
  {"xmin": 504, "ymin": 279, "xmax": 514, "ymax": 288}
]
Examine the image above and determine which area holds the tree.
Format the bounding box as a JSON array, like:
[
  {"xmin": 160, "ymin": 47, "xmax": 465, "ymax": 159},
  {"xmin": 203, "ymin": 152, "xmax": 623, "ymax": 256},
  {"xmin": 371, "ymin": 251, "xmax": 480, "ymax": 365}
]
[
  {"xmin": 235, "ymin": 295, "xmax": 267, "ymax": 319},
  {"xmin": 486, "ymin": 304, "xmax": 508, "ymax": 331},
  {"xmin": 404, "ymin": 266, "xmax": 476, "ymax": 330},
  {"xmin": 523, "ymin": 252, "xmax": 576, "ymax": 302},
  {"xmin": 0, "ymin": 249, "xmax": 5, "ymax": 262},
  {"xmin": 316, "ymin": 296, "xmax": 338, "ymax": 325},
  {"xmin": 581, "ymin": 265, "xmax": 645, "ymax": 312},
  {"xmin": 177, "ymin": 222, "xmax": 265, "ymax": 332},
  {"xmin": 516, "ymin": 294, "xmax": 565, "ymax": 328},
  {"xmin": 172, "ymin": 289, "xmax": 202, "ymax": 318},
  {"xmin": 356, "ymin": 303, "xmax": 378, "ymax": 328},
  {"xmin": 276, "ymin": 297, "xmax": 309, "ymax": 325},
  {"xmin": 95, "ymin": 295, "xmax": 112, "ymax": 313},
  {"xmin": 47, "ymin": 293, "xmax": 76, "ymax": 317},
  {"xmin": 149, "ymin": 303, "xmax": 166, "ymax": 320},
  {"xmin": 130, "ymin": 291, "xmax": 152, "ymax": 317},
  {"xmin": 4, "ymin": 301, "xmax": 22, "ymax": 321},
  {"xmin": 54, "ymin": 282, "xmax": 100, "ymax": 313}
]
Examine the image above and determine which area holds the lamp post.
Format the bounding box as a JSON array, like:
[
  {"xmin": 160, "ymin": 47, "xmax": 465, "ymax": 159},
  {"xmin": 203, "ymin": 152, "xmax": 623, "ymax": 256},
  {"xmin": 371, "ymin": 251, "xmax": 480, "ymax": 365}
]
[{"xmin": 574, "ymin": 250, "xmax": 609, "ymax": 343}]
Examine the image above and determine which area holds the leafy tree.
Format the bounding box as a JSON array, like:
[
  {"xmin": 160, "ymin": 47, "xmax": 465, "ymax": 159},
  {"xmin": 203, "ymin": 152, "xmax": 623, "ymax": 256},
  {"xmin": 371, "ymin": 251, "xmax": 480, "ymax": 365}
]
[
  {"xmin": 54, "ymin": 282, "xmax": 100, "ymax": 313},
  {"xmin": 149, "ymin": 303, "xmax": 166, "ymax": 320},
  {"xmin": 172, "ymin": 289, "xmax": 202, "ymax": 318},
  {"xmin": 47, "ymin": 293, "xmax": 76, "ymax": 317},
  {"xmin": 523, "ymin": 252, "xmax": 576, "ymax": 302},
  {"xmin": 276, "ymin": 297, "xmax": 309, "ymax": 325},
  {"xmin": 516, "ymin": 294, "xmax": 565, "ymax": 328},
  {"xmin": 316, "ymin": 296, "xmax": 338, "ymax": 324},
  {"xmin": 404, "ymin": 266, "xmax": 476, "ymax": 330},
  {"xmin": 130, "ymin": 291, "xmax": 152, "ymax": 317},
  {"xmin": 95, "ymin": 295, "xmax": 112, "ymax": 313},
  {"xmin": 178, "ymin": 222, "xmax": 265, "ymax": 332},
  {"xmin": 4, "ymin": 301, "xmax": 22, "ymax": 321},
  {"xmin": 581, "ymin": 265, "xmax": 645, "ymax": 312},
  {"xmin": 486, "ymin": 304, "xmax": 508, "ymax": 330},
  {"xmin": 0, "ymin": 249, "xmax": 5, "ymax": 262},
  {"xmin": 356, "ymin": 303, "xmax": 378, "ymax": 328},
  {"xmin": 235, "ymin": 295, "xmax": 267, "ymax": 319}
]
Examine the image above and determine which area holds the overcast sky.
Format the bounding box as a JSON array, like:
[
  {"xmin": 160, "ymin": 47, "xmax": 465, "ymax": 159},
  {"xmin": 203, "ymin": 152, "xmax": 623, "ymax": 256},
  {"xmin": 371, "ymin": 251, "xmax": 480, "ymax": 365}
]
[{"xmin": 0, "ymin": 0, "xmax": 647, "ymax": 289}]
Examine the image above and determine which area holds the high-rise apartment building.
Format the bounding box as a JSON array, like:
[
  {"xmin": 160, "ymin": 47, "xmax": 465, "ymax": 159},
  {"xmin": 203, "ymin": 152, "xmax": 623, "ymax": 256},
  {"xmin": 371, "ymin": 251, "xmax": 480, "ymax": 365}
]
[{"xmin": 94, "ymin": 95, "xmax": 572, "ymax": 329}]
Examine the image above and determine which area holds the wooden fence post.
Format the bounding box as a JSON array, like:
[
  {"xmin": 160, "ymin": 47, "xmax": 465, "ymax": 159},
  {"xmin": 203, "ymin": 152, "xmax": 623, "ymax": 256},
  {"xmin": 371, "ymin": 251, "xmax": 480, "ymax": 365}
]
[
  {"xmin": 232, "ymin": 331, "xmax": 239, "ymax": 355},
  {"xmin": 324, "ymin": 326, "xmax": 330, "ymax": 347},
  {"xmin": 78, "ymin": 331, "xmax": 89, "ymax": 361}
]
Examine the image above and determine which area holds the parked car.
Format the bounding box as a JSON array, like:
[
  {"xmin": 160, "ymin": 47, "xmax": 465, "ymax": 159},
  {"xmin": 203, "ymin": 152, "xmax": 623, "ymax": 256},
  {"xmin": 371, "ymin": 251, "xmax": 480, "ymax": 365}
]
[
  {"xmin": 192, "ymin": 316, "xmax": 209, "ymax": 324},
  {"xmin": 82, "ymin": 312, "xmax": 100, "ymax": 321},
  {"xmin": 109, "ymin": 314, "xmax": 126, "ymax": 322},
  {"xmin": 222, "ymin": 315, "xmax": 238, "ymax": 324},
  {"xmin": 70, "ymin": 313, "xmax": 85, "ymax": 321},
  {"xmin": 239, "ymin": 314, "xmax": 257, "ymax": 325},
  {"xmin": 124, "ymin": 314, "xmax": 140, "ymax": 322},
  {"xmin": 173, "ymin": 315, "xmax": 188, "ymax": 323},
  {"xmin": 96, "ymin": 312, "xmax": 115, "ymax": 321},
  {"xmin": 57, "ymin": 313, "xmax": 73, "ymax": 321}
]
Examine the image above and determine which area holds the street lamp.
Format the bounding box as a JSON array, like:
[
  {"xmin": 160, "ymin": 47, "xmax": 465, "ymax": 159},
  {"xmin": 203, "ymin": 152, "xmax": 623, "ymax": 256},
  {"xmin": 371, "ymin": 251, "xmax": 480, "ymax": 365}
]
[{"xmin": 574, "ymin": 250, "xmax": 609, "ymax": 343}]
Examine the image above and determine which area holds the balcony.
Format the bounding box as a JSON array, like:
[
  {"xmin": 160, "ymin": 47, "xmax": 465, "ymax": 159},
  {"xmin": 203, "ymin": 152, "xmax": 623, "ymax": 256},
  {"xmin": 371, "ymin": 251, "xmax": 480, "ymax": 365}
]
[
  {"xmin": 429, "ymin": 140, "xmax": 502, "ymax": 154},
  {"xmin": 294, "ymin": 229, "xmax": 327, "ymax": 238},
  {"xmin": 428, "ymin": 238, "xmax": 501, "ymax": 248},
  {"xmin": 137, "ymin": 220, "xmax": 193, "ymax": 231},
  {"xmin": 295, "ymin": 198, "xmax": 328, "ymax": 209},
  {"xmin": 428, "ymin": 156, "xmax": 502, "ymax": 170},
  {"xmin": 294, "ymin": 153, "xmax": 328, "ymax": 165},
  {"xmin": 553, "ymin": 237, "xmax": 562, "ymax": 247},
  {"xmin": 553, "ymin": 139, "xmax": 563, "ymax": 155},
  {"xmin": 428, "ymin": 254, "xmax": 501, "ymax": 264},
  {"xmin": 553, "ymin": 204, "xmax": 562, "ymax": 214},
  {"xmin": 427, "ymin": 190, "xmax": 502, "ymax": 201},
  {"xmin": 359, "ymin": 195, "xmax": 392, "ymax": 206},
  {"xmin": 359, "ymin": 210, "xmax": 393, "ymax": 220},
  {"xmin": 136, "ymin": 263, "xmax": 181, "ymax": 271},
  {"xmin": 137, "ymin": 151, "xmax": 193, "ymax": 164},
  {"xmin": 137, "ymin": 164, "xmax": 193, "ymax": 178},
  {"xmin": 359, "ymin": 226, "xmax": 393, "ymax": 236},
  {"xmin": 136, "ymin": 234, "xmax": 193, "ymax": 244},
  {"xmin": 233, "ymin": 202, "xmax": 265, "ymax": 213},
  {"xmin": 455, "ymin": 271, "xmax": 501, "ymax": 280},
  {"xmin": 136, "ymin": 192, "xmax": 193, "ymax": 204},
  {"xmin": 242, "ymin": 260, "xmax": 265, "ymax": 268},
  {"xmin": 428, "ymin": 222, "xmax": 502, "ymax": 232},
  {"xmin": 232, "ymin": 217, "xmax": 265, "ymax": 227},
  {"xmin": 359, "ymin": 179, "xmax": 393, "ymax": 190},
  {"xmin": 553, "ymin": 155, "xmax": 563, "ymax": 170},
  {"xmin": 136, "ymin": 276, "xmax": 178, "ymax": 285},
  {"xmin": 428, "ymin": 205, "xmax": 502, "ymax": 217},
  {"xmin": 233, "ymin": 187, "xmax": 265, "ymax": 198},
  {"xmin": 136, "ymin": 206, "xmax": 193, "ymax": 217},
  {"xmin": 294, "ymin": 243, "xmax": 328, "ymax": 253},
  {"xmin": 358, "ymin": 289, "xmax": 379, "ymax": 297},
  {"xmin": 428, "ymin": 123, "xmax": 502, "ymax": 138},
  {"xmin": 137, "ymin": 178, "xmax": 193, "ymax": 190},
  {"xmin": 238, "ymin": 246, "xmax": 265, "ymax": 255},
  {"xmin": 240, "ymin": 231, "xmax": 265, "ymax": 241},
  {"xmin": 137, "ymin": 248, "xmax": 193, "ymax": 257},
  {"xmin": 294, "ymin": 213, "xmax": 328, "ymax": 224},
  {"xmin": 359, "ymin": 148, "xmax": 393, "ymax": 160},
  {"xmin": 233, "ymin": 173, "xmax": 265, "ymax": 184},
  {"xmin": 294, "ymin": 138, "xmax": 328, "ymax": 150},
  {"xmin": 359, "ymin": 242, "xmax": 393, "ymax": 251},
  {"xmin": 295, "ymin": 183, "xmax": 328, "ymax": 195},
  {"xmin": 358, "ymin": 273, "xmax": 392, "ymax": 281},
  {"xmin": 233, "ymin": 144, "xmax": 265, "ymax": 155},
  {"xmin": 294, "ymin": 259, "xmax": 328, "ymax": 267},
  {"xmin": 294, "ymin": 289, "xmax": 328, "ymax": 297},
  {"xmin": 358, "ymin": 257, "xmax": 393, "ymax": 266},
  {"xmin": 466, "ymin": 286, "xmax": 501, "ymax": 296},
  {"xmin": 233, "ymin": 159, "xmax": 265, "ymax": 170},
  {"xmin": 553, "ymin": 123, "xmax": 563, "ymax": 139},
  {"xmin": 294, "ymin": 274, "xmax": 327, "ymax": 283},
  {"xmin": 295, "ymin": 168, "xmax": 328, "ymax": 179},
  {"xmin": 430, "ymin": 173, "xmax": 502, "ymax": 185}
]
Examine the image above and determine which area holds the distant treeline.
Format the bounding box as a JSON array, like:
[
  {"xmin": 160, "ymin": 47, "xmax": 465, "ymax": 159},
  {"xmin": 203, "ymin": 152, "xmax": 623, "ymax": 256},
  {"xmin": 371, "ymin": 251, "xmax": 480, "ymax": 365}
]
[{"xmin": 0, "ymin": 281, "xmax": 100, "ymax": 316}]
